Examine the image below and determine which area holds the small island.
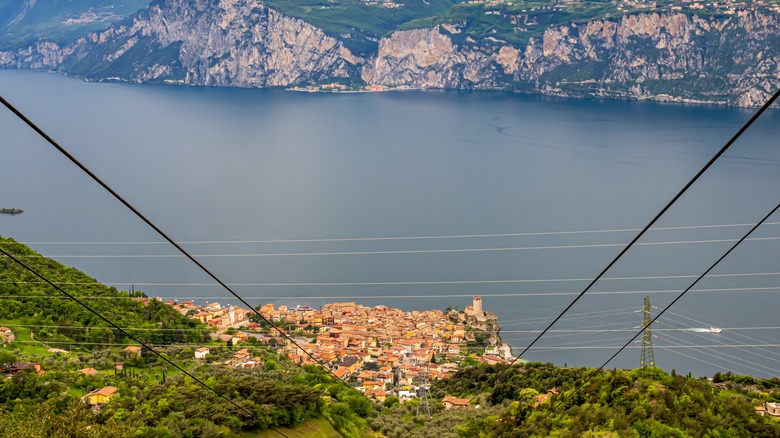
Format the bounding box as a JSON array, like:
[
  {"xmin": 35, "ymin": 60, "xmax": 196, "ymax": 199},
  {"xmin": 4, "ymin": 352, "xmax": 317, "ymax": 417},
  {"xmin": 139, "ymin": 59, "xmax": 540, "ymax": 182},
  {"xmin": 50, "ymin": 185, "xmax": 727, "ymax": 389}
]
[{"xmin": 0, "ymin": 208, "xmax": 23, "ymax": 215}]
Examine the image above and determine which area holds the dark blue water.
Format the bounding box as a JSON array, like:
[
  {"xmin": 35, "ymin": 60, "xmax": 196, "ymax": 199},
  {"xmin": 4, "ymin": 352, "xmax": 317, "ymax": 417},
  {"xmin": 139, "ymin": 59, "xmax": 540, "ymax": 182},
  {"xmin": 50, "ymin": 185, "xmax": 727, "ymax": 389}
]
[{"xmin": 1, "ymin": 70, "xmax": 779, "ymax": 377}]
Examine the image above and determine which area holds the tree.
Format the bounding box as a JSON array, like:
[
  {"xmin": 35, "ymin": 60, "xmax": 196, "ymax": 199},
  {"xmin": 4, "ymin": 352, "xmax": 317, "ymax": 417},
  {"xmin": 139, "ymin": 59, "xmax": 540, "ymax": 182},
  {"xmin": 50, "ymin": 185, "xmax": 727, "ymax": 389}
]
[{"xmin": 383, "ymin": 396, "xmax": 400, "ymax": 408}]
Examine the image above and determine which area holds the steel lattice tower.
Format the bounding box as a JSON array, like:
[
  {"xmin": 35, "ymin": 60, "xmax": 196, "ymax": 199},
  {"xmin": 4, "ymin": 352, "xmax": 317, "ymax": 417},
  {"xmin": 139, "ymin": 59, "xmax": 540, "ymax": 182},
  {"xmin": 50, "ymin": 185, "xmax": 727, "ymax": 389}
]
[
  {"xmin": 640, "ymin": 295, "xmax": 655, "ymax": 369},
  {"xmin": 416, "ymin": 368, "xmax": 432, "ymax": 418}
]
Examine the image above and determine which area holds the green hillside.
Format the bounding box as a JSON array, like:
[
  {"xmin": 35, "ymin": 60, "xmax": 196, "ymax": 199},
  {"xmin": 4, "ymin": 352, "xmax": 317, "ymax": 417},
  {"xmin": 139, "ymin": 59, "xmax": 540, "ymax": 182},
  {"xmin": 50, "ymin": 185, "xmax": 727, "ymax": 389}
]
[
  {"xmin": 0, "ymin": 236, "xmax": 369, "ymax": 437},
  {"xmin": 2, "ymin": 236, "xmax": 780, "ymax": 437},
  {"xmin": 262, "ymin": 0, "xmax": 462, "ymax": 55},
  {"xmin": 0, "ymin": 235, "xmax": 208, "ymax": 348}
]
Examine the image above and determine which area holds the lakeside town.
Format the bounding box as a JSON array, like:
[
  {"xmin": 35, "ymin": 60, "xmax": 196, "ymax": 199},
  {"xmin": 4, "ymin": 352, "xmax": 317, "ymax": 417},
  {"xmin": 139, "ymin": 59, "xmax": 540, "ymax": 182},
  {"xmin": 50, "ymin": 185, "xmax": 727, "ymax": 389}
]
[
  {"xmin": 3, "ymin": 295, "xmax": 517, "ymax": 407},
  {"xmin": 168, "ymin": 295, "xmax": 515, "ymax": 403}
]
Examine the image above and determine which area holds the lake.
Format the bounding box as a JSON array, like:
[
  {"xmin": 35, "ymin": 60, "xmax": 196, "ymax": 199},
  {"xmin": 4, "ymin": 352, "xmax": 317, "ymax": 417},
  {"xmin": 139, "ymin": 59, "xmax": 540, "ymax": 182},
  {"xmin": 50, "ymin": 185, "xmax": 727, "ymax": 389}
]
[{"xmin": 1, "ymin": 70, "xmax": 779, "ymax": 377}]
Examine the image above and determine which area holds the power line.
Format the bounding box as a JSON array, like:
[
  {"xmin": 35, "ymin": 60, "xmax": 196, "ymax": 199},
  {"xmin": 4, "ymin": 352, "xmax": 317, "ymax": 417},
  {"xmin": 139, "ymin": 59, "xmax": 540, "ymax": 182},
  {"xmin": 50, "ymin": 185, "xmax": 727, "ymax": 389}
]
[
  {"xmin": 0, "ymin": 96, "xmax": 367, "ymax": 399},
  {"xmin": 11, "ymin": 236, "xmax": 780, "ymax": 258},
  {"xmin": 4, "ymin": 270, "xmax": 780, "ymax": 287},
  {"xmin": 502, "ymin": 327, "xmax": 780, "ymax": 334},
  {"xmin": 0, "ymin": 247, "xmax": 290, "ymax": 438},
  {"xmin": 516, "ymin": 344, "xmax": 780, "ymax": 350},
  {"xmin": 15, "ymin": 339, "xmax": 780, "ymax": 350},
  {"xmin": 656, "ymin": 345, "xmax": 738, "ymax": 375},
  {"xmin": 657, "ymin": 316, "xmax": 780, "ymax": 370},
  {"xmin": 13, "ymin": 221, "xmax": 780, "ymax": 245},
  {"xmin": 7, "ymin": 322, "xmax": 780, "ymax": 335},
  {"xmin": 664, "ymin": 309, "xmax": 780, "ymax": 360},
  {"xmin": 529, "ymin": 199, "xmax": 780, "ymax": 436},
  {"xmin": 658, "ymin": 330, "xmax": 778, "ymax": 376},
  {"xmin": 4, "ymin": 285, "xmax": 780, "ymax": 301},
  {"xmin": 471, "ymin": 87, "xmax": 780, "ymax": 403}
]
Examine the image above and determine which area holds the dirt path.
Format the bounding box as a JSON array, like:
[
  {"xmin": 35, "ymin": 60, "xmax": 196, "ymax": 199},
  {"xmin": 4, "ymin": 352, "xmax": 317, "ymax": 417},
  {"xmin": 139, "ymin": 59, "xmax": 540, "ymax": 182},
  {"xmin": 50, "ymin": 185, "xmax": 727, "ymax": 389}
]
[{"xmin": 30, "ymin": 330, "xmax": 69, "ymax": 354}]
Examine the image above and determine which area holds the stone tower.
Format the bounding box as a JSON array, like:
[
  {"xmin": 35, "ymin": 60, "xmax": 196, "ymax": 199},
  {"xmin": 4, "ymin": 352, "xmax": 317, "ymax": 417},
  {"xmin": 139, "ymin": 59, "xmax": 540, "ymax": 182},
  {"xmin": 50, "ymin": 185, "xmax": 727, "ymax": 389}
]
[{"xmin": 473, "ymin": 295, "xmax": 482, "ymax": 316}]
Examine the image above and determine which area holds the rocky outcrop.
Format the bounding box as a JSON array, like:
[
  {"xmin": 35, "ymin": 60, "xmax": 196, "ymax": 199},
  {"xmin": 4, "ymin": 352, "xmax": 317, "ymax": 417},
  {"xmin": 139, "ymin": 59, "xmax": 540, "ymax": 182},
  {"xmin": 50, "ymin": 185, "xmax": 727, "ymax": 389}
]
[
  {"xmin": 1, "ymin": 0, "xmax": 363, "ymax": 87},
  {"xmin": 361, "ymin": 27, "xmax": 518, "ymax": 88},
  {"xmin": 1, "ymin": 2, "xmax": 778, "ymax": 106},
  {"xmin": 363, "ymin": 12, "xmax": 780, "ymax": 106}
]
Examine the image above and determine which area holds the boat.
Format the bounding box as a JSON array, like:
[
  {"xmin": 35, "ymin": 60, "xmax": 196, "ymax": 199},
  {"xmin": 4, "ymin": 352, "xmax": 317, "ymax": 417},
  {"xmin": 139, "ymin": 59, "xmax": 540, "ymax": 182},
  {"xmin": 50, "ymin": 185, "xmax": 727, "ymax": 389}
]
[
  {"xmin": 708, "ymin": 327, "xmax": 722, "ymax": 333},
  {"xmin": 0, "ymin": 208, "xmax": 23, "ymax": 215}
]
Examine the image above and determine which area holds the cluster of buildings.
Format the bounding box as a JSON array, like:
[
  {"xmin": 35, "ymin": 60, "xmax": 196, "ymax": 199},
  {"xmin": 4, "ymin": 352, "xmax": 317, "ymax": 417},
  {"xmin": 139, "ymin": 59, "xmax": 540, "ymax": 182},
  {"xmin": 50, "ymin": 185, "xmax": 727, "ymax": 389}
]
[
  {"xmin": 252, "ymin": 296, "xmax": 510, "ymax": 401},
  {"xmin": 1, "ymin": 295, "xmax": 512, "ymax": 408},
  {"xmin": 165, "ymin": 300, "xmax": 249, "ymax": 329},
  {"xmin": 149, "ymin": 296, "xmax": 513, "ymax": 404}
]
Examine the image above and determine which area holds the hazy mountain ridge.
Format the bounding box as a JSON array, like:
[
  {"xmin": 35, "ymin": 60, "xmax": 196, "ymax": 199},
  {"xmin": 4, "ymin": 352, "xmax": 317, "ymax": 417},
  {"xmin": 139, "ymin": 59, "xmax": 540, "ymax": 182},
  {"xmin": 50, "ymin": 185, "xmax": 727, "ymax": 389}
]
[
  {"xmin": 0, "ymin": 0, "xmax": 778, "ymax": 105},
  {"xmin": 25, "ymin": 0, "xmax": 362, "ymax": 87},
  {"xmin": 0, "ymin": 0, "xmax": 152, "ymax": 50}
]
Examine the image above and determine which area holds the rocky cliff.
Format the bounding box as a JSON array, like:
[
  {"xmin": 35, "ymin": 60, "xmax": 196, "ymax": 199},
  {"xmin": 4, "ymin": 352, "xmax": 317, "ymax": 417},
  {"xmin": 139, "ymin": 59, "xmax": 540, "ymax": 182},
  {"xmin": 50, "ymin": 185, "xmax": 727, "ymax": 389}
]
[
  {"xmin": 1, "ymin": 0, "xmax": 778, "ymax": 106},
  {"xmin": 362, "ymin": 11, "xmax": 780, "ymax": 106},
  {"xmin": 0, "ymin": 0, "xmax": 362, "ymax": 87}
]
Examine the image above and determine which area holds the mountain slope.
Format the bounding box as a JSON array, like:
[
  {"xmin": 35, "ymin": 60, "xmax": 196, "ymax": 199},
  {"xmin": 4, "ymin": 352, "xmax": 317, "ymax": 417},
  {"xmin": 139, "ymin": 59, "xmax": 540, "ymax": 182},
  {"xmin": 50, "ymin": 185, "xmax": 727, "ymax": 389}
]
[
  {"xmin": 0, "ymin": 0, "xmax": 151, "ymax": 49},
  {"xmin": 0, "ymin": 0, "xmax": 778, "ymax": 105},
  {"xmin": 362, "ymin": 10, "xmax": 780, "ymax": 106},
  {"xmin": 56, "ymin": 0, "xmax": 364, "ymax": 86}
]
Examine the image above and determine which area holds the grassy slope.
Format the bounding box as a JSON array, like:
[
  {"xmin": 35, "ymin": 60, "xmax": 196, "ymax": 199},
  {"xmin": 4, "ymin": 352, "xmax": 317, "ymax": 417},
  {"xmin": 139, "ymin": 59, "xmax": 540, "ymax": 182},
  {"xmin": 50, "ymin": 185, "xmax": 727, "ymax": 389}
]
[{"xmin": 240, "ymin": 418, "xmax": 343, "ymax": 438}]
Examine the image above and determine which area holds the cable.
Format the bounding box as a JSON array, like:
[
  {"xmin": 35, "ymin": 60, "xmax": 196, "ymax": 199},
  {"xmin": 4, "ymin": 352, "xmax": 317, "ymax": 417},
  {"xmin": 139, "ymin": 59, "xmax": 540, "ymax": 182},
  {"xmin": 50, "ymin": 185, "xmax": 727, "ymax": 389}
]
[
  {"xmin": 4, "ymin": 270, "xmax": 780, "ymax": 287},
  {"xmin": 499, "ymin": 327, "xmax": 780, "ymax": 334},
  {"xmin": 13, "ymin": 235, "xmax": 780, "ymax": 258},
  {"xmin": 0, "ymin": 247, "xmax": 290, "ymax": 438},
  {"xmin": 4, "ymin": 285, "xmax": 780, "ymax": 301},
  {"xmin": 11, "ymin": 220, "xmax": 780, "ymax": 245},
  {"xmin": 656, "ymin": 345, "xmax": 737, "ymax": 375},
  {"xmin": 470, "ymin": 88, "xmax": 780, "ymax": 403},
  {"xmin": 658, "ymin": 330, "xmax": 778, "ymax": 375},
  {"xmin": 0, "ymin": 96, "xmax": 366, "ymax": 399},
  {"xmin": 527, "ymin": 200, "xmax": 780, "ymax": 436},
  {"xmin": 658, "ymin": 316, "xmax": 780, "ymax": 369},
  {"xmin": 665, "ymin": 309, "xmax": 780, "ymax": 360},
  {"xmin": 14, "ymin": 339, "xmax": 780, "ymax": 350}
]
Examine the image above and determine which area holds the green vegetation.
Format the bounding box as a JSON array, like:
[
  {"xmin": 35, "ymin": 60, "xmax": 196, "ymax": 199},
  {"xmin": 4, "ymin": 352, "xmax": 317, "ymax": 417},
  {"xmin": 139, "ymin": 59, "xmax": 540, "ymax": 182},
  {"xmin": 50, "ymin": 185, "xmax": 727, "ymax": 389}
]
[
  {"xmin": 399, "ymin": 1, "xmax": 618, "ymax": 47},
  {"xmin": 0, "ymin": 235, "xmax": 210, "ymax": 349},
  {"xmin": 239, "ymin": 417, "xmax": 341, "ymax": 437},
  {"xmin": 431, "ymin": 362, "xmax": 780, "ymax": 437},
  {"xmin": 0, "ymin": 351, "xmax": 370, "ymax": 437},
  {"xmin": 0, "ymin": 236, "xmax": 369, "ymax": 437},
  {"xmin": 3, "ymin": 237, "xmax": 780, "ymax": 437},
  {"xmin": 262, "ymin": 0, "xmax": 461, "ymax": 54}
]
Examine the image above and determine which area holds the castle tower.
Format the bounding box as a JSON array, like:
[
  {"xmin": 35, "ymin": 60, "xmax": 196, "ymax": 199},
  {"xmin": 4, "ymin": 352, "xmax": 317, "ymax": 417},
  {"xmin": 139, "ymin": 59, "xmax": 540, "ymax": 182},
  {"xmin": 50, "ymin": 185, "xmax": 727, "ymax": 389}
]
[{"xmin": 473, "ymin": 296, "xmax": 483, "ymax": 316}]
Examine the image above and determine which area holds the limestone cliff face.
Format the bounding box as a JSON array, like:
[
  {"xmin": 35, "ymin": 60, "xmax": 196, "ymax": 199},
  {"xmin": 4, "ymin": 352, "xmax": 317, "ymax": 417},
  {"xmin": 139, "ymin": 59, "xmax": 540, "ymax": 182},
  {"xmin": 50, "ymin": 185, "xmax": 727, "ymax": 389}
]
[
  {"xmin": 1, "ymin": 3, "xmax": 778, "ymax": 106},
  {"xmin": 1, "ymin": 0, "xmax": 362, "ymax": 87},
  {"xmin": 364, "ymin": 12, "xmax": 780, "ymax": 106},
  {"xmin": 361, "ymin": 28, "xmax": 518, "ymax": 88}
]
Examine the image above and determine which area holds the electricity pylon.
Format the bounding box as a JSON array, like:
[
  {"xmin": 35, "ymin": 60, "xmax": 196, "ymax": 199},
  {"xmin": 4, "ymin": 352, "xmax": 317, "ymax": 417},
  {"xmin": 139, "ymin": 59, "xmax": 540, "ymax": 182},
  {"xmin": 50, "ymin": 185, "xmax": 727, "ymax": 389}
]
[
  {"xmin": 416, "ymin": 368, "xmax": 432, "ymax": 418},
  {"xmin": 640, "ymin": 295, "xmax": 656, "ymax": 369}
]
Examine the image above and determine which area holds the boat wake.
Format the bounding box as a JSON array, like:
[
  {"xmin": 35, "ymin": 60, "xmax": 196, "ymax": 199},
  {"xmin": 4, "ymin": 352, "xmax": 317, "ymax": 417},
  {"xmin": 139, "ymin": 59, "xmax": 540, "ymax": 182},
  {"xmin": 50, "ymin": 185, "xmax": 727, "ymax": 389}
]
[{"xmin": 687, "ymin": 327, "xmax": 722, "ymax": 333}]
